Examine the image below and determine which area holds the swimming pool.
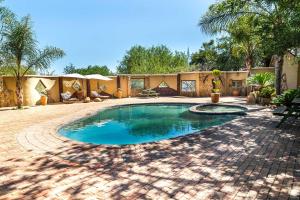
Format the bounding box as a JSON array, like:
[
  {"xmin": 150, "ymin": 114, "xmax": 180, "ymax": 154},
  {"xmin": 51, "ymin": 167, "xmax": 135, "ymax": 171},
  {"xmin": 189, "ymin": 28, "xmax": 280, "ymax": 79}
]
[
  {"xmin": 189, "ymin": 104, "xmax": 247, "ymax": 115},
  {"xmin": 59, "ymin": 103, "xmax": 237, "ymax": 145}
]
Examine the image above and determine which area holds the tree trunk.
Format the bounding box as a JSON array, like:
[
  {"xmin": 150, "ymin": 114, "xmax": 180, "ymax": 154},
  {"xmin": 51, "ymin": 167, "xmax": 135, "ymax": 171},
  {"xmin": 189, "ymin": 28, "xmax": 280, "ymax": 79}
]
[
  {"xmin": 15, "ymin": 76, "xmax": 23, "ymax": 109},
  {"xmin": 274, "ymin": 55, "xmax": 284, "ymax": 95},
  {"xmin": 245, "ymin": 54, "xmax": 254, "ymax": 71}
]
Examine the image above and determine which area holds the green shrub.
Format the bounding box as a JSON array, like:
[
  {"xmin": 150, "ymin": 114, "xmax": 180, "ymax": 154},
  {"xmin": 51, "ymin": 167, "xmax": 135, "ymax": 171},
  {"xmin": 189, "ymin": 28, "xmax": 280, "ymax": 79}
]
[
  {"xmin": 259, "ymin": 87, "xmax": 275, "ymax": 98},
  {"xmin": 211, "ymin": 70, "xmax": 222, "ymax": 93},
  {"xmin": 272, "ymin": 88, "xmax": 300, "ymax": 107},
  {"xmin": 212, "ymin": 69, "xmax": 221, "ymax": 77},
  {"xmin": 247, "ymin": 72, "xmax": 275, "ymax": 88}
]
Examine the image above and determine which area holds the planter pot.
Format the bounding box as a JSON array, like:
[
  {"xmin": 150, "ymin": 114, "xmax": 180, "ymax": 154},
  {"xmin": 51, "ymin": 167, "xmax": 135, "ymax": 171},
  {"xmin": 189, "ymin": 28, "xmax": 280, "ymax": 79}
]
[
  {"xmin": 259, "ymin": 97, "xmax": 271, "ymax": 105},
  {"xmin": 232, "ymin": 88, "xmax": 240, "ymax": 96},
  {"xmin": 40, "ymin": 96, "xmax": 48, "ymax": 106},
  {"xmin": 211, "ymin": 93, "xmax": 220, "ymax": 103},
  {"xmin": 247, "ymin": 92, "xmax": 256, "ymax": 104},
  {"xmin": 116, "ymin": 90, "xmax": 123, "ymax": 98},
  {"xmin": 84, "ymin": 97, "xmax": 91, "ymax": 103}
]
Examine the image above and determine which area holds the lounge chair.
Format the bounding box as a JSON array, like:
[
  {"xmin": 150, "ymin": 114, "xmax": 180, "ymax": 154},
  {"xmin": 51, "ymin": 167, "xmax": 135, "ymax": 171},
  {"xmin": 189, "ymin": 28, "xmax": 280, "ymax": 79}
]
[
  {"xmin": 61, "ymin": 91, "xmax": 78, "ymax": 104},
  {"xmin": 138, "ymin": 89, "xmax": 159, "ymax": 97},
  {"xmin": 90, "ymin": 91, "xmax": 110, "ymax": 100},
  {"xmin": 273, "ymin": 97, "xmax": 300, "ymax": 127}
]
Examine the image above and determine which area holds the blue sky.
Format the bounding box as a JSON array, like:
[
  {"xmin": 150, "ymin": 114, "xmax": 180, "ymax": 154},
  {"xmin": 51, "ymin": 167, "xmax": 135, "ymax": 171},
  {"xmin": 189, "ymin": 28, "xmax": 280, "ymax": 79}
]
[{"xmin": 4, "ymin": 0, "xmax": 216, "ymax": 74}]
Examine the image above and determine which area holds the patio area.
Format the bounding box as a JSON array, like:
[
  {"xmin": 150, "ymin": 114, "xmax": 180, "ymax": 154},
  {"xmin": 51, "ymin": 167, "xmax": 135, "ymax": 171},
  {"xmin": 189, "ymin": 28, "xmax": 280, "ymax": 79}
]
[{"xmin": 0, "ymin": 97, "xmax": 299, "ymax": 200}]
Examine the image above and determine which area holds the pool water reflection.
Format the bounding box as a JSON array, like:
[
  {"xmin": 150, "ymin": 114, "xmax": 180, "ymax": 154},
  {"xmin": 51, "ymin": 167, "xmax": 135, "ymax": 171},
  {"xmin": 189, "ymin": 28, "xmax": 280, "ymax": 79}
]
[{"xmin": 59, "ymin": 104, "xmax": 237, "ymax": 145}]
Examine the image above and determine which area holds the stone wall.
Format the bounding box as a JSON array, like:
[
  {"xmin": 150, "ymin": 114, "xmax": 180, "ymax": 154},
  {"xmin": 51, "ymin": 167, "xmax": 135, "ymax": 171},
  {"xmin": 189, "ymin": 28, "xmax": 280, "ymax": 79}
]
[
  {"xmin": 0, "ymin": 76, "xmax": 14, "ymax": 107},
  {"xmin": 0, "ymin": 62, "xmax": 299, "ymax": 108}
]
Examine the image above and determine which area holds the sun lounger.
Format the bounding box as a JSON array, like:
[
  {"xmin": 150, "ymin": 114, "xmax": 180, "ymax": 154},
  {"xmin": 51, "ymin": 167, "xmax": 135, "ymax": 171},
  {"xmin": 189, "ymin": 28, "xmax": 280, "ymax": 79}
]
[
  {"xmin": 138, "ymin": 89, "xmax": 159, "ymax": 97},
  {"xmin": 273, "ymin": 98, "xmax": 300, "ymax": 127},
  {"xmin": 61, "ymin": 91, "xmax": 79, "ymax": 104},
  {"xmin": 91, "ymin": 91, "xmax": 110, "ymax": 101}
]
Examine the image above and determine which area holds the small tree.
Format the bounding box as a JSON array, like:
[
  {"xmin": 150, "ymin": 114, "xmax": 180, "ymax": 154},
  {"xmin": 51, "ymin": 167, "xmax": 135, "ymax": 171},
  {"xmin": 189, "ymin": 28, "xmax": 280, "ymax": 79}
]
[
  {"xmin": 211, "ymin": 69, "xmax": 222, "ymax": 93},
  {"xmin": 63, "ymin": 64, "xmax": 112, "ymax": 76},
  {"xmin": 247, "ymin": 72, "xmax": 275, "ymax": 89},
  {"xmin": 1, "ymin": 16, "xmax": 65, "ymax": 108},
  {"xmin": 199, "ymin": 0, "xmax": 300, "ymax": 94}
]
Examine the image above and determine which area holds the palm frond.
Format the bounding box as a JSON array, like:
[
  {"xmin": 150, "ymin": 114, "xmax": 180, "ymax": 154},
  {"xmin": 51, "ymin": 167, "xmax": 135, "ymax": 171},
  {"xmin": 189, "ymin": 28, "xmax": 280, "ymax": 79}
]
[
  {"xmin": 24, "ymin": 46, "xmax": 65, "ymax": 76},
  {"xmin": 200, "ymin": 10, "xmax": 262, "ymax": 35}
]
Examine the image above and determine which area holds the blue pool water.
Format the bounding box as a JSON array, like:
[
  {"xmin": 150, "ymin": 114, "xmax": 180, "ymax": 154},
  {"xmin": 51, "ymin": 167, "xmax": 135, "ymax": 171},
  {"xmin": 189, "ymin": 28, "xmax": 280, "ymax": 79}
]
[{"xmin": 59, "ymin": 104, "xmax": 236, "ymax": 145}]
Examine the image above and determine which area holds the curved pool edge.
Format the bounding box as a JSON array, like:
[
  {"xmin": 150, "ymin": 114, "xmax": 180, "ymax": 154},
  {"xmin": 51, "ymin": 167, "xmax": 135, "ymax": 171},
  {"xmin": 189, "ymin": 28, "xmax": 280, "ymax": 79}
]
[
  {"xmin": 189, "ymin": 103, "xmax": 248, "ymax": 115},
  {"xmin": 57, "ymin": 102, "xmax": 204, "ymax": 146},
  {"xmin": 16, "ymin": 101, "xmax": 253, "ymax": 155}
]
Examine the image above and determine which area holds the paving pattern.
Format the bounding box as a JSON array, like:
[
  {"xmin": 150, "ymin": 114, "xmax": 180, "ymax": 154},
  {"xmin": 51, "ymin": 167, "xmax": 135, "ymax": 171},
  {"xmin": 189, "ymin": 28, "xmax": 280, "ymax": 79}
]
[{"xmin": 0, "ymin": 97, "xmax": 299, "ymax": 200}]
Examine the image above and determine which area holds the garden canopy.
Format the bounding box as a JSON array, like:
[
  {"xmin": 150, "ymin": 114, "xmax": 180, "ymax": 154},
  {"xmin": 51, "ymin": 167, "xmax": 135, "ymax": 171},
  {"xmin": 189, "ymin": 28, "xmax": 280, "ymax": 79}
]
[
  {"xmin": 60, "ymin": 73, "xmax": 86, "ymax": 79},
  {"xmin": 85, "ymin": 74, "xmax": 112, "ymax": 81}
]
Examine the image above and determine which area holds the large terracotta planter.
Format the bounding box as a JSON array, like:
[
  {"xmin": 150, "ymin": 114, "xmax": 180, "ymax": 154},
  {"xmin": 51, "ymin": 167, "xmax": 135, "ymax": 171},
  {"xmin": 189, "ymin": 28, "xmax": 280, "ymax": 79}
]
[
  {"xmin": 232, "ymin": 88, "xmax": 240, "ymax": 96},
  {"xmin": 211, "ymin": 93, "xmax": 220, "ymax": 103},
  {"xmin": 116, "ymin": 90, "xmax": 123, "ymax": 98},
  {"xmin": 259, "ymin": 97, "xmax": 271, "ymax": 105},
  {"xmin": 247, "ymin": 92, "xmax": 256, "ymax": 104},
  {"xmin": 40, "ymin": 96, "xmax": 47, "ymax": 106}
]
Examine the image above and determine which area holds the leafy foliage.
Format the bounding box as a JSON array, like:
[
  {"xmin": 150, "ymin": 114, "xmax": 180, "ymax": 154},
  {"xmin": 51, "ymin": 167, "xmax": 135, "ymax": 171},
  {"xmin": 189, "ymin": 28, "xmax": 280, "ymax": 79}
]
[
  {"xmin": 272, "ymin": 88, "xmax": 300, "ymax": 107},
  {"xmin": 211, "ymin": 69, "xmax": 222, "ymax": 93},
  {"xmin": 212, "ymin": 69, "xmax": 221, "ymax": 77},
  {"xmin": 247, "ymin": 72, "xmax": 275, "ymax": 88},
  {"xmin": 64, "ymin": 64, "xmax": 113, "ymax": 76},
  {"xmin": 259, "ymin": 86, "xmax": 275, "ymax": 98},
  {"xmin": 198, "ymin": 0, "xmax": 300, "ymax": 94},
  {"xmin": 0, "ymin": 0, "xmax": 15, "ymax": 43},
  {"xmin": 0, "ymin": 65, "xmax": 35, "ymax": 75},
  {"xmin": 117, "ymin": 45, "xmax": 189, "ymax": 74},
  {"xmin": 190, "ymin": 40, "xmax": 218, "ymax": 70},
  {"xmin": 190, "ymin": 39, "xmax": 244, "ymax": 71},
  {"xmin": 0, "ymin": 7, "xmax": 65, "ymax": 108},
  {"xmin": 0, "ymin": 16, "xmax": 65, "ymax": 77}
]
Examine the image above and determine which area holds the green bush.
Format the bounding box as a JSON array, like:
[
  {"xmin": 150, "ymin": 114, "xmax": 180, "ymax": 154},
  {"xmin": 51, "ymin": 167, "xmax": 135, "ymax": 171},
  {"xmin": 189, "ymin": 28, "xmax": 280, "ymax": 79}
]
[
  {"xmin": 247, "ymin": 72, "xmax": 275, "ymax": 88},
  {"xmin": 212, "ymin": 69, "xmax": 221, "ymax": 77},
  {"xmin": 211, "ymin": 69, "xmax": 222, "ymax": 93},
  {"xmin": 259, "ymin": 87, "xmax": 275, "ymax": 98},
  {"xmin": 272, "ymin": 88, "xmax": 300, "ymax": 107}
]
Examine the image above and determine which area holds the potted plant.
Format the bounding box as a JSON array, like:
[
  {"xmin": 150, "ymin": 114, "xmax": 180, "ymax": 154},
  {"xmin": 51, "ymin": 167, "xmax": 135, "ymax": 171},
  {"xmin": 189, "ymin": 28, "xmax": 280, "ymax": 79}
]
[
  {"xmin": 40, "ymin": 90, "xmax": 48, "ymax": 106},
  {"xmin": 258, "ymin": 86, "xmax": 275, "ymax": 105},
  {"xmin": 115, "ymin": 88, "xmax": 123, "ymax": 98},
  {"xmin": 247, "ymin": 72, "xmax": 275, "ymax": 105},
  {"xmin": 231, "ymin": 81, "xmax": 241, "ymax": 96},
  {"xmin": 211, "ymin": 69, "xmax": 222, "ymax": 103},
  {"xmin": 272, "ymin": 88, "xmax": 300, "ymax": 107}
]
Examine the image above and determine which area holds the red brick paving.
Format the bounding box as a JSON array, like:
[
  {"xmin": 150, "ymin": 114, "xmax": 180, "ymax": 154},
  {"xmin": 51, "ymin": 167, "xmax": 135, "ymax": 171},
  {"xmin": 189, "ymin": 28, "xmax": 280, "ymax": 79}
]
[{"xmin": 0, "ymin": 97, "xmax": 299, "ymax": 199}]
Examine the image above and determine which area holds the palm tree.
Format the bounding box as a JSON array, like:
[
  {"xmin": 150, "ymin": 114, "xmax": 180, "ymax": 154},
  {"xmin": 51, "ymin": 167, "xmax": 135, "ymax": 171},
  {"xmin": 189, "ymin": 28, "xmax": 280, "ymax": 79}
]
[
  {"xmin": 0, "ymin": 16, "xmax": 65, "ymax": 108},
  {"xmin": 199, "ymin": 0, "xmax": 300, "ymax": 94},
  {"xmin": 228, "ymin": 16, "xmax": 261, "ymax": 70}
]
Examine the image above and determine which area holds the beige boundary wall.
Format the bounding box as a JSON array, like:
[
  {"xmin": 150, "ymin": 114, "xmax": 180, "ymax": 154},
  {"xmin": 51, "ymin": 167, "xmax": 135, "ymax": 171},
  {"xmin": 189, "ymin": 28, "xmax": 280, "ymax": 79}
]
[
  {"xmin": 282, "ymin": 53, "xmax": 300, "ymax": 89},
  {"xmin": 0, "ymin": 71, "xmax": 249, "ymax": 107},
  {"xmin": 250, "ymin": 67, "xmax": 275, "ymax": 74},
  {"xmin": 0, "ymin": 64, "xmax": 298, "ymax": 107}
]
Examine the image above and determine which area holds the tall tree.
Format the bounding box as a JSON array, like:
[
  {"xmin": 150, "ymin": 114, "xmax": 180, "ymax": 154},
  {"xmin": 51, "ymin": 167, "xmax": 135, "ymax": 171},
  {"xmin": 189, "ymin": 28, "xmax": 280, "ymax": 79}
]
[
  {"xmin": 0, "ymin": 16, "xmax": 65, "ymax": 108},
  {"xmin": 117, "ymin": 45, "xmax": 189, "ymax": 74},
  {"xmin": 199, "ymin": 0, "xmax": 300, "ymax": 94},
  {"xmin": 190, "ymin": 40, "xmax": 218, "ymax": 71},
  {"xmin": 190, "ymin": 39, "xmax": 244, "ymax": 71},
  {"xmin": 228, "ymin": 16, "xmax": 262, "ymax": 70},
  {"xmin": 63, "ymin": 64, "xmax": 112, "ymax": 76}
]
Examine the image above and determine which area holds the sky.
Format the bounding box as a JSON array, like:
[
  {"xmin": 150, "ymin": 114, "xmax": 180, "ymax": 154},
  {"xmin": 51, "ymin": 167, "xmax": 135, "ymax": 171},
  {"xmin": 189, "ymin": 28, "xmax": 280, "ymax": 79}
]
[{"xmin": 4, "ymin": 0, "xmax": 216, "ymax": 74}]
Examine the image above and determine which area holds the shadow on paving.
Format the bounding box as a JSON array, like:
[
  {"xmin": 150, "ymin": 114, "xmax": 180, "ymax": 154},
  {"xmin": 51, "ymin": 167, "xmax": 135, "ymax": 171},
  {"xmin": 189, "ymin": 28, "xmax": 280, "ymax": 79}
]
[{"xmin": 0, "ymin": 113, "xmax": 299, "ymax": 199}]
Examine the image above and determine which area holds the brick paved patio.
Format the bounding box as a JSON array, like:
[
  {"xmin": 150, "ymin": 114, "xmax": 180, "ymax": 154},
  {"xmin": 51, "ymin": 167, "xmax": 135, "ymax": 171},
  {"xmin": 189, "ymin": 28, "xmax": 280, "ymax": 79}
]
[{"xmin": 0, "ymin": 97, "xmax": 299, "ymax": 199}]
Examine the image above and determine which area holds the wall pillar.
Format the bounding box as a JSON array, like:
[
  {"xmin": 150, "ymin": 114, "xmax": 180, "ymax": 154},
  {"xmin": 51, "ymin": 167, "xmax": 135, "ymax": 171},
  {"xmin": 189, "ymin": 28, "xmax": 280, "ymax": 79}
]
[
  {"xmin": 117, "ymin": 75, "xmax": 121, "ymax": 88},
  {"xmin": 223, "ymin": 72, "xmax": 228, "ymax": 96},
  {"xmin": 86, "ymin": 79, "xmax": 91, "ymax": 97},
  {"xmin": 58, "ymin": 77, "xmax": 63, "ymax": 102},
  {"xmin": 127, "ymin": 76, "xmax": 131, "ymax": 97},
  {"xmin": 177, "ymin": 73, "xmax": 181, "ymax": 95}
]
